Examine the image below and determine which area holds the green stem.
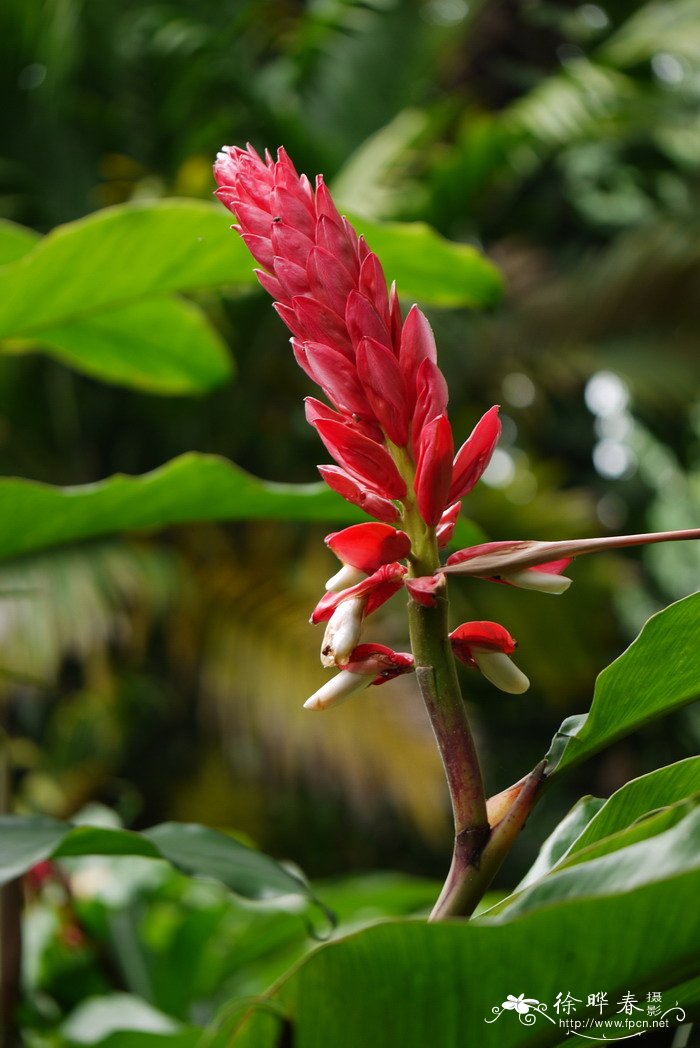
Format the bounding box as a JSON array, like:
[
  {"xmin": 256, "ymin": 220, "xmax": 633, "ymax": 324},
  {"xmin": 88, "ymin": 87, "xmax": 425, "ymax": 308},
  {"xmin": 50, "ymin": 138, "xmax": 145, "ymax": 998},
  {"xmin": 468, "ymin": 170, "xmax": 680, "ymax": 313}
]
[
  {"xmin": 397, "ymin": 471, "xmax": 490, "ymax": 919},
  {"xmin": 407, "ymin": 594, "xmax": 488, "ymax": 840}
]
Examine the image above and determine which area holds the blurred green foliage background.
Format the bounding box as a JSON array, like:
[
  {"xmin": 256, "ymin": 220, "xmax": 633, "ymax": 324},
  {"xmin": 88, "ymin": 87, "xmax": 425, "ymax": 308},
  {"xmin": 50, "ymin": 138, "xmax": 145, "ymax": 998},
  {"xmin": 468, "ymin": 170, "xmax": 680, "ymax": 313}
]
[{"xmin": 1, "ymin": 0, "xmax": 699, "ymax": 901}]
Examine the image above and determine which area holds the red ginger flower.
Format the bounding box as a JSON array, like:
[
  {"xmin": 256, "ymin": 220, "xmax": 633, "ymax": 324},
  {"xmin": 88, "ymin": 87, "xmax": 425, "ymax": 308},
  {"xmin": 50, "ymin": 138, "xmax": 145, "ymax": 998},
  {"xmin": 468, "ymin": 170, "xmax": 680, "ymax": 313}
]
[
  {"xmin": 312, "ymin": 562, "xmax": 408, "ymax": 625},
  {"xmin": 324, "ymin": 522, "xmax": 411, "ymax": 591},
  {"xmin": 303, "ymin": 643, "xmax": 414, "ymax": 711},
  {"xmin": 450, "ymin": 622, "xmax": 529, "ymax": 694},
  {"xmin": 214, "ymin": 143, "xmax": 499, "ymax": 528}
]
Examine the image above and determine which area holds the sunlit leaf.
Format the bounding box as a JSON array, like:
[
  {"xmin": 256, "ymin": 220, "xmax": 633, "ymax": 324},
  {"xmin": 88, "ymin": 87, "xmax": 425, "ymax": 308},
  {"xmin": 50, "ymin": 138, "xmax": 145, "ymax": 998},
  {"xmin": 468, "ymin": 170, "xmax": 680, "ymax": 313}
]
[
  {"xmin": 0, "ymin": 203, "xmax": 250, "ymax": 338},
  {"xmin": 0, "ymin": 202, "xmax": 500, "ymax": 347},
  {"xmin": 0, "ymin": 218, "xmax": 40, "ymax": 265},
  {"xmin": 5, "ymin": 297, "xmax": 232, "ymax": 395}
]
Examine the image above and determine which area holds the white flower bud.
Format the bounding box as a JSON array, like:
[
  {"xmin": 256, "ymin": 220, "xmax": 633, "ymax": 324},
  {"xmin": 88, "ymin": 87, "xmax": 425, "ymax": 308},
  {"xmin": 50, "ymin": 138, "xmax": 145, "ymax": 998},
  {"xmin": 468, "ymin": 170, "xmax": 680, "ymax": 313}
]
[
  {"xmin": 320, "ymin": 597, "xmax": 365, "ymax": 667},
  {"xmin": 303, "ymin": 670, "xmax": 371, "ymax": 711},
  {"xmin": 325, "ymin": 564, "xmax": 366, "ymax": 592},
  {"xmin": 503, "ymin": 570, "xmax": 572, "ymax": 595},
  {"xmin": 472, "ymin": 650, "xmax": 530, "ymax": 694}
]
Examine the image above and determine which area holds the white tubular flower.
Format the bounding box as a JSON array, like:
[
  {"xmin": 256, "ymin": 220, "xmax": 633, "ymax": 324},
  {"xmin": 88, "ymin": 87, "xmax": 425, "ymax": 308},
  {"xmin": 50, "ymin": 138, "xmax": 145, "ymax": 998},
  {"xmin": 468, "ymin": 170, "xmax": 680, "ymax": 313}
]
[
  {"xmin": 471, "ymin": 650, "xmax": 530, "ymax": 695},
  {"xmin": 320, "ymin": 596, "xmax": 366, "ymax": 667},
  {"xmin": 305, "ymin": 644, "xmax": 415, "ymax": 711},
  {"xmin": 449, "ymin": 621, "xmax": 530, "ymax": 695},
  {"xmin": 303, "ymin": 670, "xmax": 372, "ymax": 711},
  {"xmin": 325, "ymin": 564, "xmax": 366, "ymax": 592},
  {"xmin": 502, "ymin": 569, "xmax": 571, "ymax": 595}
]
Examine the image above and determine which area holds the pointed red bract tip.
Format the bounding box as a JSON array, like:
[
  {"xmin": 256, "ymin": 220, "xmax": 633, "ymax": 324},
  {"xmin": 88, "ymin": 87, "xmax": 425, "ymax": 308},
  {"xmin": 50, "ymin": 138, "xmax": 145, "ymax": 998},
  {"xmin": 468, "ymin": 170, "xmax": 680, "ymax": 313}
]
[
  {"xmin": 436, "ymin": 502, "xmax": 461, "ymax": 549},
  {"xmin": 399, "ymin": 305, "xmax": 437, "ymax": 411},
  {"xmin": 449, "ymin": 405, "xmax": 501, "ymax": 504},
  {"xmin": 325, "ymin": 523, "xmax": 411, "ymax": 573}
]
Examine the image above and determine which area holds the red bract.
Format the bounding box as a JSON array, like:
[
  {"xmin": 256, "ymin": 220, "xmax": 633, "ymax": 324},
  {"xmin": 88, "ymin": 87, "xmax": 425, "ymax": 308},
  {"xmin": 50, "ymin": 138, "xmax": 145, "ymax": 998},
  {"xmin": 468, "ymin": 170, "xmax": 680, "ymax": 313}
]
[
  {"xmin": 445, "ymin": 540, "xmax": 572, "ymax": 593},
  {"xmin": 317, "ymin": 465, "xmax": 399, "ymax": 523},
  {"xmin": 399, "ymin": 305, "xmax": 438, "ymax": 412},
  {"xmin": 448, "ymin": 405, "xmax": 501, "ymax": 504},
  {"xmin": 436, "ymin": 502, "xmax": 461, "ymax": 549},
  {"xmin": 450, "ymin": 621, "xmax": 517, "ymax": 664},
  {"xmin": 311, "ymin": 562, "xmax": 408, "ymax": 624},
  {"xmin": 214, "ymin": 145, "xmax": 399, "ymax": 438},
  {"xmin": 445, "ymin": 529, "xmax": 700, "ymax": 599},
  {"xmin": 326, "ymin": 523, "xmax": 411, "ymax": 573},
  {"xmin": 312, "ymin": 418, "xmax": 407, "ymax": 500},
  {"xmin": 356, "ymin": 337, "xmax": 410, "ymax": 447},
  {"xmin": 343, "ymin": 643, "xmax": 415, "ymax": 684},
  {"xmin": 216, "ymin": 144, "xmax": 500, "ymax": 536},
  {"xmin": 412, "ymin": 359, "xmax": 449, "ymax": 461},
  {"xmin": 405, "ymin": 573, "xmax": 445, "ymax": 607},
  {"xmin": 414, "ymin": 414, "xmax": 454, "ymax": 526}
]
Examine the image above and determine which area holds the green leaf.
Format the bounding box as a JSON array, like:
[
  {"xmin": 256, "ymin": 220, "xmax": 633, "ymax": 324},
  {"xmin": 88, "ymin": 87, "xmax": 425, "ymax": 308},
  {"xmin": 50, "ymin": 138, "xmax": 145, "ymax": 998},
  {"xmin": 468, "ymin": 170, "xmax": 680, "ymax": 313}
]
[
  {"xmin": 212, "ymin": 861, "xmax": 700, "ymax": 1047},
  {"xmin": 518, "ymin": 757, "xmax": 700, "ymax": 892},
  {"xmin": 0, "ymin": 453, "xmax": 483, "ymax": 562},
  {"xmin": 0, "ymin": 202, "xmax": 499, "ymax": 346},
  {"xmin": 0, "ymin": 218, "xmax": 40, "ymax": 265},
  {"xmin": 0, "ymin": 202, "xmax": 250, "ymax": 339},
  {"xmin": 0, "ymin": 815, "xmax": 73, "ymax": 881},
  {"xmin": 516, "ymin": 795, "xmax": 605, "ymax": 889},
  {"xmin": 564, "ymin": 756, "xmax": 700, "ymax": 859},
  {"xmin": 489, "ymin": 760, "xmax": 700, "ymax": 918},
  {"xmin": 492, "ymin": 802, "xmax": 700, "ymax": 921},
  {"xmin": 6, "ymin": 296, "xmax": 232, "ymax": 395},
  {"xmin": 545, "ymin": 593, "xmax": 700, "ymax": 777},
  {"xmin": 141, "ymin": 822, "xmax": 310, "ymax": 901},
  {"xmin": 349, "ymin": 215, "xmax": 503, "ymax": 308},
  {"xmin": 0, "ymin": 816, "xmax": 312, "ymax": 904},
  {"xmin": 0, "ymin": 204, "xmax": 498, "ymax": 394}
]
